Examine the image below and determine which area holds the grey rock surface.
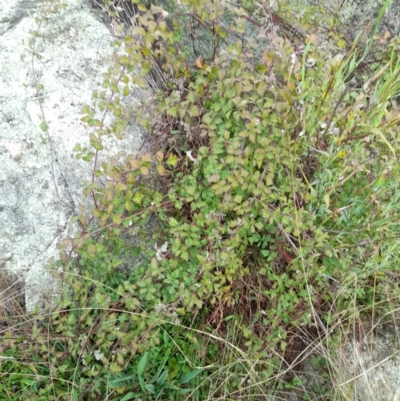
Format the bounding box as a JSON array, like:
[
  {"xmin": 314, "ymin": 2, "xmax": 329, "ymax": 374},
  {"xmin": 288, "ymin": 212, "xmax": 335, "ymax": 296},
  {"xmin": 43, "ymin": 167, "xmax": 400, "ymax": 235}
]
[
  {"xmin": 291, "ymin": 320, "xmax": 400, "ymax": 401},
  {"xmin": 0, "ymin": 1, "xmax": 399, "ymax": 397},
  {"xmin": 0, "ymin": 0, "xmax": 144, "ymax": 310},
  {"xmin": 342, "ymin": 0, "xmax": 400, "ymax": 37}
]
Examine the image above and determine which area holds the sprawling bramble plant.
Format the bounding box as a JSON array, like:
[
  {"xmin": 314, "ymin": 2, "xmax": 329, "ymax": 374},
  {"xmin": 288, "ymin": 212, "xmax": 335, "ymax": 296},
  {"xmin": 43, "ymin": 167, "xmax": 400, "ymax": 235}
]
[{"xmin": 2, "ymin": 0, "xmax": 400, "ymax": 399}]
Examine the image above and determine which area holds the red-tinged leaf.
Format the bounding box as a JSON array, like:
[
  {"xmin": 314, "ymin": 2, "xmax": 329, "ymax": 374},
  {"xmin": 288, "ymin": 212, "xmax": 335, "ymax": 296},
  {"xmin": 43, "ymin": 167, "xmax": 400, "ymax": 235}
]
[
  {"xmin": 156, "ymin": 150, "xmax": 164, "ymax": 162},
  {"xmin": 129, "ymin": 158, "xmax": 140, "ymax": 169},
  {"xmin": 87, "ymin": 244, "xmax": 96, "ymax": 255},
  {"xmin": 209, "ymin": 174, "xmax": 220, "ymax": 183},
  {"xmin": 140, "ymin": 166, "xmax": 150, "ymax": 175},
  {"xmin": 196, "ymin": 56, "xmax": 203, "ymax": 68},
  {"xmin": 127, "ymin": 172, "xmax": 136, "ymax": 184},
  {"xmin": 157, "ymin": 164, "xmax": 165, "ymax": 176},
  {"xmin": 142, "ymin": 153, "xmax": 152, "ymax": 163}
]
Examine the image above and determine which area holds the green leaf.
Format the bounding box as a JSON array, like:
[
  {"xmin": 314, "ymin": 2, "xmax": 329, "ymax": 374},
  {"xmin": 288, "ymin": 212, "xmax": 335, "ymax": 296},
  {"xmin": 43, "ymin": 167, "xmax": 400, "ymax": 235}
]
[
  {"xmin": 145, "ymin": 383, "xmax": 156, "ymax": 393},
  {"xmin": 215, "ymin": 25, "xmax": 227, "ymax": 38},
  {"xmin": 125, "ymin": 200, "xmax": 133, "ymax": 212},
  {"xmin": 39, "ymin": 121, "xmax": 47, "ymax": 132},
  {"xmin": 179, "ymin": 369, "xmax": 202, "ymax": 384},
  {"xmin": 189, "ymin": 104, "xmax": 199, "ymax": 117},
  {"xmin": 112, "ymin": 214, "xmax": 122, "ymax": 225},
  {"xmin": 180, "ymin": 388, "xmax": 195, "ymax": 394},
  {"xmin": 123, "ymin": 85, "xmax": 130, "ymax": 96},
  {"xmin": 120, "ymin": 393, "xmax": 137, "ymax": 401},
  {"xmin": 157, "ymin": 370, "xmax": 168, "ymax": 386},
  {"xmin": 138, "ymin": 376, "xmax": 146, "ymax": 392},
  {"xmin": 166, "ymin": 154, "xmax": 179, "ymax": 167},
  {"xmin": 82, "ymin": 152, "xmax": 94, "ymax": 162},
  {"xmin": 71, "ymin": 388, "xmax": 78, "ymax": 401},
  {"xmin": 256, "ymin": 64, "xmax": 268, "ymax": 73},
  {"xmin": 167, "ymin": 106, "xmax": 177, "ymax": 117},
  {"xmin": 132, "ymin": 192, "xmax": 143, "ymax": 205},
  {"xmin": 137, "ymin": 351, "xmax": 149, "ymax": 377},
  {"xmin": 169, "ymin": 217, "xmax": 178, "ymax": 227},
  {"xmin": 90, "ymin": 134, "xmax": 103, "ymax": 150},
  {"xmin": 370, "ymin": 127, "xmax": 396, "ymax": 156}
]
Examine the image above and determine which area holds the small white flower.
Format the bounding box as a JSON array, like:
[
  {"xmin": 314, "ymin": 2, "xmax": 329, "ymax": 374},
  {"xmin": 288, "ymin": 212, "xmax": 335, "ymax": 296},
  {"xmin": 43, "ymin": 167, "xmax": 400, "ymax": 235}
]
[
  {"xmin": 172, "ymin": 311, "xmax": 180, "ymax": 325},
  {"xmin": 186, "ymin": 151, "xmax": 197, "ymax": 163},
  {"xmin": 155, "ymin": 303, "xmax": 166, "ymax": 313},
  {"xmin": 155, "ymin": 241, "xmax": 168, "ymax": 261},
  {"xmin": 94, "ymin": 350, "xmax": 104, "ymax": 361},
  {"xmin": 306, "ymin": 58, "xmax": 316, "ymax": 67}
]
